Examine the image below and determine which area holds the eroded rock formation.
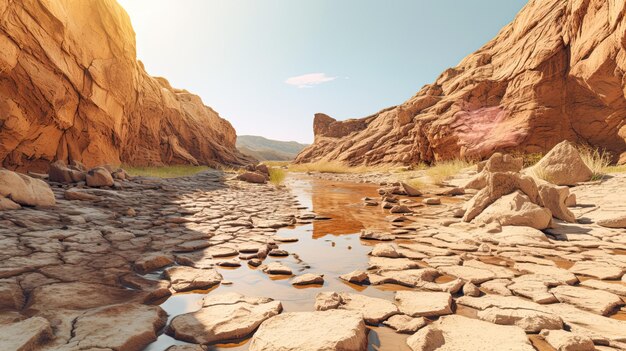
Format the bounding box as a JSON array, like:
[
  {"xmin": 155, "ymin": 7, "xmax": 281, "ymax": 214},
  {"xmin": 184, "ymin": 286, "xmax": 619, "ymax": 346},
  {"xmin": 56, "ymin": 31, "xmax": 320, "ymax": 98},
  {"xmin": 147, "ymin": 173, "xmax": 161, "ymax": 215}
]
[
  {"xmin": 0, "ymin": 0, "xmax": 249, "ymax": 172},
  {"xmin": 296, "ymin": 0, "xmax": 626, "ymax": 165}
]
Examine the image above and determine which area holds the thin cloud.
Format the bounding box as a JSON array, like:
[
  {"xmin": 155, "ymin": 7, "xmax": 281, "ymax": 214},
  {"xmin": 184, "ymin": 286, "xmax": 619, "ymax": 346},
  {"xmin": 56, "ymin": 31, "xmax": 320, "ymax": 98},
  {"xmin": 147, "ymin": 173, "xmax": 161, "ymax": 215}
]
[{"xmin": 285, "ymin": 73, "xmax": 337, "ymax": 88}]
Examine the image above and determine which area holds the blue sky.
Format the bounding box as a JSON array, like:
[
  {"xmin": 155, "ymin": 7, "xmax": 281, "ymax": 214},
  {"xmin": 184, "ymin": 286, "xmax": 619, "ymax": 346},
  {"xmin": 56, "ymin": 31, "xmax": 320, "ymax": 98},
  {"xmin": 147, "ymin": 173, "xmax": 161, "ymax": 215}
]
[{"xmin": 117, "ymin": 0, "xmax": 527, "ymax": 143}]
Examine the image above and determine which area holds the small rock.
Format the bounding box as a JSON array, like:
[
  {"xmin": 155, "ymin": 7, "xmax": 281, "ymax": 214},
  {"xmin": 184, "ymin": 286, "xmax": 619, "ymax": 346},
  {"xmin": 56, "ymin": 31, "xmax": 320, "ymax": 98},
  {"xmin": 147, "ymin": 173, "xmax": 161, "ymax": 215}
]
[
  {"xmin": 395, "ymin": 291, "xmax": 453, "ymax": 317},
  {"xmin": 292, "ymin": 274, "xmax": 324, "ymax": 286},
  {"xmin": 164, "ymin": 266, "xmax": 223, "ymax": 292},
  {"xmin": 539, "ymin": 329, "xmax": 594, "ymax": 351},
  {"xmin": 262, "ymin": 262, "xmax": 293, "ymax": 275},
  {"xmin": 339, "ymin": 270, "xmax": 369, "ymax": 284},
  {"xmin": 463, "ymin": 282, "xmax": 481, "ymax": 297},
  {"xmin": 422, "ymin": 197, "xmax": 441, "ymax": 205}
]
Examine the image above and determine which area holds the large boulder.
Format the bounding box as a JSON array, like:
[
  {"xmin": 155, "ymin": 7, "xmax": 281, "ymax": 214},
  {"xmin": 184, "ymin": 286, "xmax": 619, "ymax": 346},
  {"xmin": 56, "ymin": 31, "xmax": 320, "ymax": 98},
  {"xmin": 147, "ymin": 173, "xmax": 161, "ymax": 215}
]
[
  {"xmin": 48, "ymin": 161, "xmax": 86, "ymax": 183},
  {"xmin": 474, "ymin": 191, "xmax": 552, "ymax": 230},
  {"xmin": 530, "ymin": 141, "xmax": 593, "ymax": 185},
  {"xmin": 248, "ymin": 310, "xmax": 368, "ymax": 351},
  {"xmin": 86, "ymin": 167, "xmax": 114, "ymax": 187},
  {"xmin": 463, "ymin": 172, "xmax": 538, "ymax": 222},
  {"xmin": 0, "ymin": 169, "xmax": 55, "ymax": 207},
  {"xmin": 237, "ymin": 172, "xmax": 268, "ymax": 184}
]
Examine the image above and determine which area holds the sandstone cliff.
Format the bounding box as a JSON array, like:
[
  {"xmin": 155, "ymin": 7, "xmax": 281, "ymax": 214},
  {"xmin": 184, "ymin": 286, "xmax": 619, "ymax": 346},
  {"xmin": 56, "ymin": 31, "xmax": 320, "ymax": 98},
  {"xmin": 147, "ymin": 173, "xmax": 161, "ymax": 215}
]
[
  {"xmin": 0, "ymin": 0, "xmax": 249, "ymax": 171},
  {"xmin": 296, "ymin": 0, "xmax": 626, "ymax": 165}
]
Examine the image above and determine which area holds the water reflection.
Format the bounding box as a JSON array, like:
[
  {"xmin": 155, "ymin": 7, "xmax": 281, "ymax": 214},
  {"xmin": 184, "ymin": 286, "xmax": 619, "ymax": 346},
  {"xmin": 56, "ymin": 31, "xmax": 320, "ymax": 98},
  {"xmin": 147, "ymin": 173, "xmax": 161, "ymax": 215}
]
[{"xmin": 145, "ymin": 175, "xmax": 409, "ymax": 351}]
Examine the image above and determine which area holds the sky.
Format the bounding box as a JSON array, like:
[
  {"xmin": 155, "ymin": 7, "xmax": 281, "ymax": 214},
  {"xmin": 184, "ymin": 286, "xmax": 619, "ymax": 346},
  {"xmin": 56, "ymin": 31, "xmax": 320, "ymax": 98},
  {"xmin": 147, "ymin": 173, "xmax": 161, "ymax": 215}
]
[{"xmin": 117, "ymin": 0, "xmax": 527, "ymax": 143}]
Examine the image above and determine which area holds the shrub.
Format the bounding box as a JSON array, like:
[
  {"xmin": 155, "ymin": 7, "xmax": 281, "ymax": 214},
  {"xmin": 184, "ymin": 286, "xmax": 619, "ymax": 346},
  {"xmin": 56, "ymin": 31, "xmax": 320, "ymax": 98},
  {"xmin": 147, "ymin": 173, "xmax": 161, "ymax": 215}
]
[
  {"xmin": 425, "ymin": 159, "xmax": 473, "ymax": 185},
  {"xmin": 577, "ymin": 146, "xmax": 611, "ymax": 181},
  {"xmin": 268, "ymin": 167, "xmax": 286, "ymax": 186}
]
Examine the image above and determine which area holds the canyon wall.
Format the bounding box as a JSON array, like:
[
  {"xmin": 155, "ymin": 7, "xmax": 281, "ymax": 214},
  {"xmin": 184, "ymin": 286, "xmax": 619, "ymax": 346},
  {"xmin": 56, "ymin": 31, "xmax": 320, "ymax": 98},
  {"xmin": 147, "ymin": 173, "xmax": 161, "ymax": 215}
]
[
  {"xmin": 0, "ymin": 0, "xmax": 249, "ymax": 171},
  {"xmin": 296, "ymin": 0, "xmax": 626, "ymax": 165}
]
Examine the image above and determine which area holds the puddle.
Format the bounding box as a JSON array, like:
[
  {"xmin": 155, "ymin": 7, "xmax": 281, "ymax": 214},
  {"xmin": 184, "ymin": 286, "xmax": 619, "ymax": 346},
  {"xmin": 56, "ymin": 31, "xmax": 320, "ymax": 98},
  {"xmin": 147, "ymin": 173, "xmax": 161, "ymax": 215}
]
[{"xmin": 145, "ymin": 175, "xmax": 409, "ymax": 350}]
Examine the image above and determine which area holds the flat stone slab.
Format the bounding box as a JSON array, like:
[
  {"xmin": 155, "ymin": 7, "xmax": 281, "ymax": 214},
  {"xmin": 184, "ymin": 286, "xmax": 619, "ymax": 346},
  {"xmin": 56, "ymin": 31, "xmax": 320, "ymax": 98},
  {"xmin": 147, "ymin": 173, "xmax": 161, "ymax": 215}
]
[
  {"xmin": 542, "ymin": 303, "xmax": 626, "ymax": 344},
  {"xmin": 407, "ymin": 315, "xmax": 534, "ymax": 351},
  {"xmin": 539, "ymin": 330, "xmax": 594, "ymax": 351},
  {"xmin": 262, "ymin": 262, "xmax": 293, "ymax": 275},
  {"xmin": 168, "ymin": 293, "xmax": 282, "ymax": 344},
  {"xmin": 395, "ymin": 291, "xmax": 453, "ymax": 317},
  {"xmin": 569, "ymin": 261, "xmax": 624, "ymax": 280},
  {"xmin": 437, "ymin": 265, "xmax": 496, "ymax": 284},
  {"xmin": 383, "ymin": 314, "xmax": 427, "ymax": 334},
  {"xmin": 551, "ymin": 285, "xmax": 623, "ymax": 316},
  {"xmin": 291, "ymin": 273, "xmax": 324, "ymax": 286},
  {"xmin": 476, "ymin": 307, "xmax": 563, "ymax": 333},
  {"xmin": 315, "ymin": 292, "xmax": 399, "ymax": 324},
  {"xmin": 248, "ymin": 310, "xmax": 367, "ymax": 351},
  {"xmin": 164, "ymin": 266, "xmax": 223, "ymax": 292},
  {"xmin": 580, "ymin": 279, "xmax": 626, "ymax": 296},
  {"xmin": 0, "ymin": 317, "xmax": 52, "ymax": 351},
  {"xmin": 514, "ymin": 263, "xmax": 578, "ymax": 285},
  {"xmin": 64, "ymin": 303, "xmax": 167, "ymax": 350}
]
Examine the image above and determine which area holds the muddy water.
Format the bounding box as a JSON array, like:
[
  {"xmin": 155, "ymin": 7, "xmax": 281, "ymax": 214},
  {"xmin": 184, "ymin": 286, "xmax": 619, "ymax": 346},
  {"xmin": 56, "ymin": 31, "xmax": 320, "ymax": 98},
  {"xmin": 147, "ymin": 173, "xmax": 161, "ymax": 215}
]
[{"xmin": 145, "ymin": 176, "xmax": 410, "ymax": 351}]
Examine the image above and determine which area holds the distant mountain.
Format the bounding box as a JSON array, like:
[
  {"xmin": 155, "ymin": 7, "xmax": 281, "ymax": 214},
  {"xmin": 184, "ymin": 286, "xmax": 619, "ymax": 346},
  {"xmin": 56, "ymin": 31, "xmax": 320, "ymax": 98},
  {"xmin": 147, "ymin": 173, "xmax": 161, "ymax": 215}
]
[{"xmin": 237, "ymin": 135, "xmax": 309, "ymax": 161}]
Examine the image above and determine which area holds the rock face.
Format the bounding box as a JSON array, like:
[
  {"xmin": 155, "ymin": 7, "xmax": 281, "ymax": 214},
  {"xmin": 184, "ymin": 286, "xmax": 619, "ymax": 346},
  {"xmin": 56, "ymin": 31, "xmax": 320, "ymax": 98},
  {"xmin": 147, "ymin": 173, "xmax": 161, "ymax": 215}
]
[
  {"xmin": 0, "ymin": 0, "xmax": 249, "ymax": 171},
  {"xmin": 296, "ymin": 0, "xmax": 626, "ymax": 165}
]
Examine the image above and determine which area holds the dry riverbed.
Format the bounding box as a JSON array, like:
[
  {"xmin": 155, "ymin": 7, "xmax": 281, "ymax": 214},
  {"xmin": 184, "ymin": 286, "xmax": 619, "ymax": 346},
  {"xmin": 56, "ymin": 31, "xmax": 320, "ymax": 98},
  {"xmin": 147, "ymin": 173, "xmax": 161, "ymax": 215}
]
[{"xmin": 1, "ymin": 165, "xmax": 626, "ymax": 351}]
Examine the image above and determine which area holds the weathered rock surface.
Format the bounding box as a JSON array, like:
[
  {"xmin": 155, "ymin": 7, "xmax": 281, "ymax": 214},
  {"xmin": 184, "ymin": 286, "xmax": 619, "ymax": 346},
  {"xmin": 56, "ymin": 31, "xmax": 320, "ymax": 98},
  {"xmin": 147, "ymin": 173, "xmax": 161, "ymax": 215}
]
[
  {"xmin": 0, "ymin": 170, "xmax": 55, "ymax": 207},
  {"xmin": 539, "ymin": 329, "xmax": 595, "ymax": 351},
  {"xmin": 64, "ymin": 303, "xmax": 167, "ymax": 351},
  {"xmin": 0, "ymin": 0, "xmax": 248, "ymax": 171},
  {"xmin": 248, "ymin": 310, "xmax": 368, "ymax": 351},
  {"xmin": 164, "ymin": 266, "xmax": 223, "ymax": 292},
  {"xmin": 315, "ymin": 292, "xmax": 399, "ymax": 324},
  {"xmin": 406, "ymin": 315, "xmax": 534, "ymax": 351},
  {"xmin": 296, "ymin": 1, "xmax": 626, "ymax": 165},
  {"xmin": 529, "ymin": 141, "xmax": 593, "ymax": 185},
  {"xmin": 383, "ymin": 314, "xmax": 427, "ymax": 334},
  {"xmin": 551, "ymin": 285, "xmax": 623, "ymax": 316},
  {"xmin": 395, "ymin": 291, "xmax": 453, "ymax": 317},
  {"xmin": 0, "ymin": 317, "xmax": 53, "ymax": 351},
  {"xmin": 168, "ymin": 294, "xmax": 282, "ymax": 345}
]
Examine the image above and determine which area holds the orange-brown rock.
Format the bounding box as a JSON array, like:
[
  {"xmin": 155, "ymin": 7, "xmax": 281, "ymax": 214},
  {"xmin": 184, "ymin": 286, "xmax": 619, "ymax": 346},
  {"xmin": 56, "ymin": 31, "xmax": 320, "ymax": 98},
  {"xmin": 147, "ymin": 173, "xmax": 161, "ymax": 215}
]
[
  {"xmin": 0, "ymin": 0, "xmax": 249, "ymax": 172},
  {"xmin": 296, "ymin": 0, "xmax": 626, "ymax": 165}
]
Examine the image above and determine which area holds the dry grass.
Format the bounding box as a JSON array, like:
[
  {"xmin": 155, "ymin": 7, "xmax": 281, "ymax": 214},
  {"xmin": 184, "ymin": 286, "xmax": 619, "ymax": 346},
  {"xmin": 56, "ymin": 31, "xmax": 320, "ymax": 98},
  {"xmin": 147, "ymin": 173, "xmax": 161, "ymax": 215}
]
[
  {"xmin": 268, "ymin": 167, "xmax": 286, "ymax": 186},
  {"xmin": 124, "ymin": 165, "xmax": 210, "ymax": 178},
  {"xmin": 425, "ymin": 159, "xmax": 474, "ymax": 185},
  {"xmin": 604, "ymin": 164, "xmax": 626, "ymax": 173},
  {"xmin": 405, "ymin": 177, "xmax": 427, "ymax": 190},
  {"xmin": 577, "ymin": 146, "xmax": 612, "ymax": 181},
  {"xmin": 287, "ymin": 161, "xmax": 391, "ymax": 174},
  {"xmin": 262, "ymin": 161, "xmax": 290, "ymax": 168}
]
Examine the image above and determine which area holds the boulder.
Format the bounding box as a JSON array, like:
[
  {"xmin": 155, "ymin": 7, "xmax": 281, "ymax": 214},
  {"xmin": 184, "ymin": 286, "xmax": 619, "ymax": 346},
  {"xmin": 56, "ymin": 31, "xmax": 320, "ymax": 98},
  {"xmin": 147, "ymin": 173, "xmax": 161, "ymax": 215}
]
[
  {"xmin": 237, "ymin": 172, "xmax": 267, "ymax": 184},
  {"xmin": 474, "ymin": 191, "xmax": 552, "ymax": 229},
  {"xmin": 248, "ymin": 310, "xmax": 368, "ymax": 351},
  {"xmin": 168, "ymin": 294, "xmax": 282, "ymax": 344},
  {"xmin": 530, "ymin": 141, "xmax": 593, "ymax": 185},
  {"xmin": 86, "ymin": 167, "xmax": 114, "ymax": 187},
  {"xmin": 339, "ymin": 270, "xmax": 369, "ymax": 284},
  {"xmin": 537, "ymin": 184, "xmax": 575, "ymax": 222},
  {"xmin": 406, "ymin": 315, "xmax": 534, "ymax": 351},
  {"xmin": 262, "ymin": 262, "xmax": 293, "ymax": 275},
  {"xmin": 0, "ymin": 170, "xmax": 55, "ymax": 207},
  {"xmin": 463, "ymin": 172, "xmax": 539, "ymax": 222},
  {"xmin": 401, "ymin": 182, "xmax": 423, "ymax": 196},
  {"xmin": 0, "ymin": 197, "xmax": 20, "ymax": 210},
  {"xmin": 48, "ymin": 161, "xmax": 86, "ymax": 183},
  {"xmin": 134, "ymin": 253, "xmax": 174, "ymax": 274}
]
